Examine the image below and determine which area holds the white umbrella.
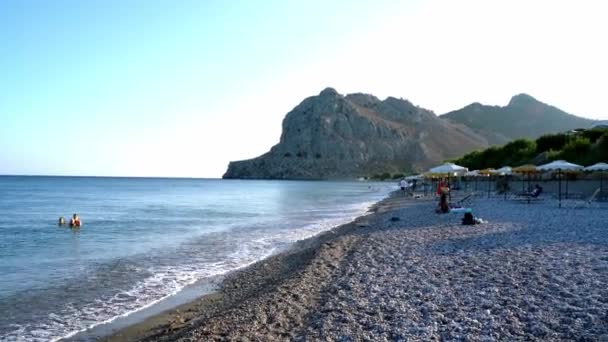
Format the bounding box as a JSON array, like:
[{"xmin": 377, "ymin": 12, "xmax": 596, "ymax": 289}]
[
  {"xmin": 495, "ymin": 166, "xmax": 512, "ymax": 175},
  {"xmin": 584, "ymin": 162, "xmax": 608, "ymax": 171},
  {"xmin": 428, "ymin": 163, "xmax": 468, "ymax": 200},
  {"xmin": 429, "ymin": 162, "xmax": 468, "ymax": 175},
  {"xmin": 583, "ymin": 162, "xmax": 608, "ymax": 193},
  {"xmin": 537, "ymin": 160, "xmax": 583, "ymax": 207},
  {"xmin": 537, "ymin": 160, "xmax": 584, "ymax": 171}
]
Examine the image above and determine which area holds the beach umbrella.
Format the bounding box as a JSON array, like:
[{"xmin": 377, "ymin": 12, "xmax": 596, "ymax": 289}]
[
  {"xmin": 584, "ymin": 162, "xmax": 608, "ymax": 193},
  {"xmin": 512, "ymin": 164, "xmax": 538, "ymax": 173},
  {"xmin": 561, "ymin": 169, "xmax": 582, "ymax": 199},
  {"xmin": 428, "ymin": 162, "xmax": 468, "ymax": 175},
  {"xmin": 478, "ymin": 168, "xmax": 496, "ymax": 175},
  {"xmin": 465, "ymin": 170, "xmax": 480, "ymax": 192},
  {"xmin": 513, "ymin": 164, "xmax": 538, "ymax": 193},
  {"xmin": 495, "ymin": 166, "xmax": 512, "ymax": 199},
  {"xmin": 428, "ymin": 163, "xmax": 468, "ymax": 200},
  {"xmin": 495, "ymin": 166, "xmax": 512, "ymax": 175},
  {"xmin": 478, "ymin": 169, "xmax": 496, "ymax": 198},
  {"xmin": 538, "ymin": 160, "xmax": 583, "ymax": 208}
]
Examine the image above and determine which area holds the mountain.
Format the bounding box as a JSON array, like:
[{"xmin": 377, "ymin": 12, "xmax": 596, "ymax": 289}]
[
  {"xmin": 441, "ymin": 94, "xmax": 595, "ymax": 145},
  {"xmin": 223, "ymin": 88, "xmax": 490, "ymax": 179}
]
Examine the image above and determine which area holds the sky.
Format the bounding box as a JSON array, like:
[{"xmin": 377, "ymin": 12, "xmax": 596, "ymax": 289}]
[{"xmin": 1, "ymin": 0, "xmax": 607, "ymax": 177}]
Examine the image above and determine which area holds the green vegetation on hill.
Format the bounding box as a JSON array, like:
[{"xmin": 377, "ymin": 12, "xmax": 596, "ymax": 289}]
[{"xmin": 452, "ymin": 128, "xmax": 608, "ymax": 170}]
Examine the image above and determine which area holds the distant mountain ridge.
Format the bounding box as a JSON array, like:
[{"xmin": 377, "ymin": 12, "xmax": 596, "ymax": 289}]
[
  {"xmin": 223, "ymin": 89, "xmax": 597, "ymax": 179},
  {"xmin": 441, "ymin": 94, "xmax": 595, "ymax": 145}
]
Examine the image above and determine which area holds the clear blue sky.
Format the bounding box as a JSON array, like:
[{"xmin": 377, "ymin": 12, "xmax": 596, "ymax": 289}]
[{"xmin": 1, "ymin": 0, "xmax": 607, "ymax": 177}]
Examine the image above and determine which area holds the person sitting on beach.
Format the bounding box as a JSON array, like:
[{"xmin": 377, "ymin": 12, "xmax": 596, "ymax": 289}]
[
  {"xmin": 58, "ymin": 216, "xmax": 66, "ymax": 226},
  {"xmin": 69, "ymin": 213, "xmax": 82, "ymax": 227},
  {"xmin": 462, "ymin": 212, "xmax": 476, "ymax": 225},
  {"xmin": 531, "ymin": 184, "xmax": 543, "ymax": 197},
  {"xmin": 435, "ymin": 193, "xmax": 449, "ymax": 214}
]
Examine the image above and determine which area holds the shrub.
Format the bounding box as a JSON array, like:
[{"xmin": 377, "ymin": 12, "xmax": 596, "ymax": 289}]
[
  {"xmin": 559, "ymin": 137, "xmax": 591, "ymax": 164},
  {"xmin": 590, "ymin": 132, "xmax": 608, "ymax": 162},
  {"xmin": 452, "ymin": 129, "xmax": 604, "ymax": 171},
  {"xmin": 536, "ymin": 133, "xmax": 568, "ymax": 153},
  {"xmin": 502, "ymin": 139, "xmax": 536, "ymax": 166},
  {"xmin": 581, "ymin": 128, "xmax": 608, "ymax": 143},
  {"xmin": 545, "ymin": 149, "xmax": 561, "ymax": 161}
]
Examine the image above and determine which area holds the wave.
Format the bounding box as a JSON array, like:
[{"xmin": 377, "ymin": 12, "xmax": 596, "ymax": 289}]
[{"xmin": 0, "ymin": 182, "xmax": 391, "ymax": 341}]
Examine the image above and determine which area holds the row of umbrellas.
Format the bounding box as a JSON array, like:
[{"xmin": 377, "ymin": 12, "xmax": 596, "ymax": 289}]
[
  {"xmin": 410, "ymin": 161, "xmax": 608, "ymax": 208},
  {"xmin": 536, "ymin": 161, "xmax": 608, "ymax": 207},
  {"xmin": 424, "ymin": 161, "xmax": 608, "ymax": 180}
]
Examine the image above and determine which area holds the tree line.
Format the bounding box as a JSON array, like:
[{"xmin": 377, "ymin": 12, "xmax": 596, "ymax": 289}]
[{"xmin": 451, "ymin": 128, "xmax": 608, "ymax": 170}]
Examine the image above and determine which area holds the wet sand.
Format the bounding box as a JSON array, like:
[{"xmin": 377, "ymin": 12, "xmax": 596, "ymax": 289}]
[{"xmin": 102, "ymin": 192, "xmax": 608, "ymax": 341}]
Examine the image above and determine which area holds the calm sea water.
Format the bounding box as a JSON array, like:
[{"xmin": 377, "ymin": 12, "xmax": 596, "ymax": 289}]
[{"xmin": 0, "ymin": 176, "xmax": 391, "ymax": 341}]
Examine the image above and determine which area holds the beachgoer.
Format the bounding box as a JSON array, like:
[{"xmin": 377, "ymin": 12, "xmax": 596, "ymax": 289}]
[
  {"xmin": 399, "ymin": 179, "xmax": 407, "ymax": 196},
  {"xmin": 70, "ymin": 213, "xmax": 81, "ymax": 227},
  {"xmin": 436, "ymin": 193, "xmax": 449, "ymax": 213},
  {"xmin": 58, "ymin": 216, "xmax": 66, "ymax": 226},
  {"xmin": 462, "ymin": 212, "xmax": 476, "ymax": 225},
  {"xmin": 531, "ymin": 184, "xmax": 543, "ymax": 196},
  {"xmin": 437, "ymin": 179, "xmax": 449, "ymax": 196}
]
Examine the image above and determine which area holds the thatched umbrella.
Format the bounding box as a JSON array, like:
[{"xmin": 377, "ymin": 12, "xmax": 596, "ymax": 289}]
[
  {"xmin": 538, "ymin": 160, "xmax": 583, "ymax": 208},
  {"xmin": 512, "ymin": 164, "xmax": 538, "ymax": 193}
]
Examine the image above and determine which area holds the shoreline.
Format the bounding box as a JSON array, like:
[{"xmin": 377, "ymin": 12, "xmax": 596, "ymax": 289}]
[
  {"xmin": 85, "ymin": 190, "xmax": 608, "ymax": 340},
  {"xmin": 67, "ymin": 191, "xmax": 395, "ymax": 341}
]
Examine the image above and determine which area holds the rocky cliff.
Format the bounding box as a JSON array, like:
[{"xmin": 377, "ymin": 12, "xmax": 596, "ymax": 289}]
[{"xmin": 223, "ymin": 88, "xmax": 490, "ymax": 179}]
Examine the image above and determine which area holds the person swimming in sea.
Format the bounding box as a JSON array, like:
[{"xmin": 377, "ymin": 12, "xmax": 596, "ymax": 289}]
[
  {"xmin": 58, "ymin": 216, "xmax": 66, "ymax": 226},
  {"xmin": 69, "ymin": 213, "xmax": 82, "ymax": 227}
]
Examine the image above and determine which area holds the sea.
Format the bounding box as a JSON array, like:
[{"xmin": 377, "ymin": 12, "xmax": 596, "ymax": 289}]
[{"xmin": 0, "ymin": 176, "xmax": 392, "ymax": 341}]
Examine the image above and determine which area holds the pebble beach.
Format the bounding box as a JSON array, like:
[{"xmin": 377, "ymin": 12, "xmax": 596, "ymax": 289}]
[{"xmin": 106, "ymin": 192, "xmax": 608, "ymax": 341}]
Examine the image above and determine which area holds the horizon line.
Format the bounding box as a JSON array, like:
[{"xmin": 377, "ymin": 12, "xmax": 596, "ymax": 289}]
[{"xmin": 0, "ymin": 174, "xmax": 222, "ymax": 180}]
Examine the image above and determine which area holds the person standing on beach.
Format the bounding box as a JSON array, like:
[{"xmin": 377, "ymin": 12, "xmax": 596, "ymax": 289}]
[
  {"xmin": 436, "ymin": 193, "xmax": 449, "ymax": 213},
  {"xmin": 399, "ymin": 179, "xmax": 407, "ymax": 196}
]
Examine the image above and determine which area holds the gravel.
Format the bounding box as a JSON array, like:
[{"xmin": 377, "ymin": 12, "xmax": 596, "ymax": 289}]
[{"xmin": 123, "ymin": 194, "xmax": 608, "ymax": 341}]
